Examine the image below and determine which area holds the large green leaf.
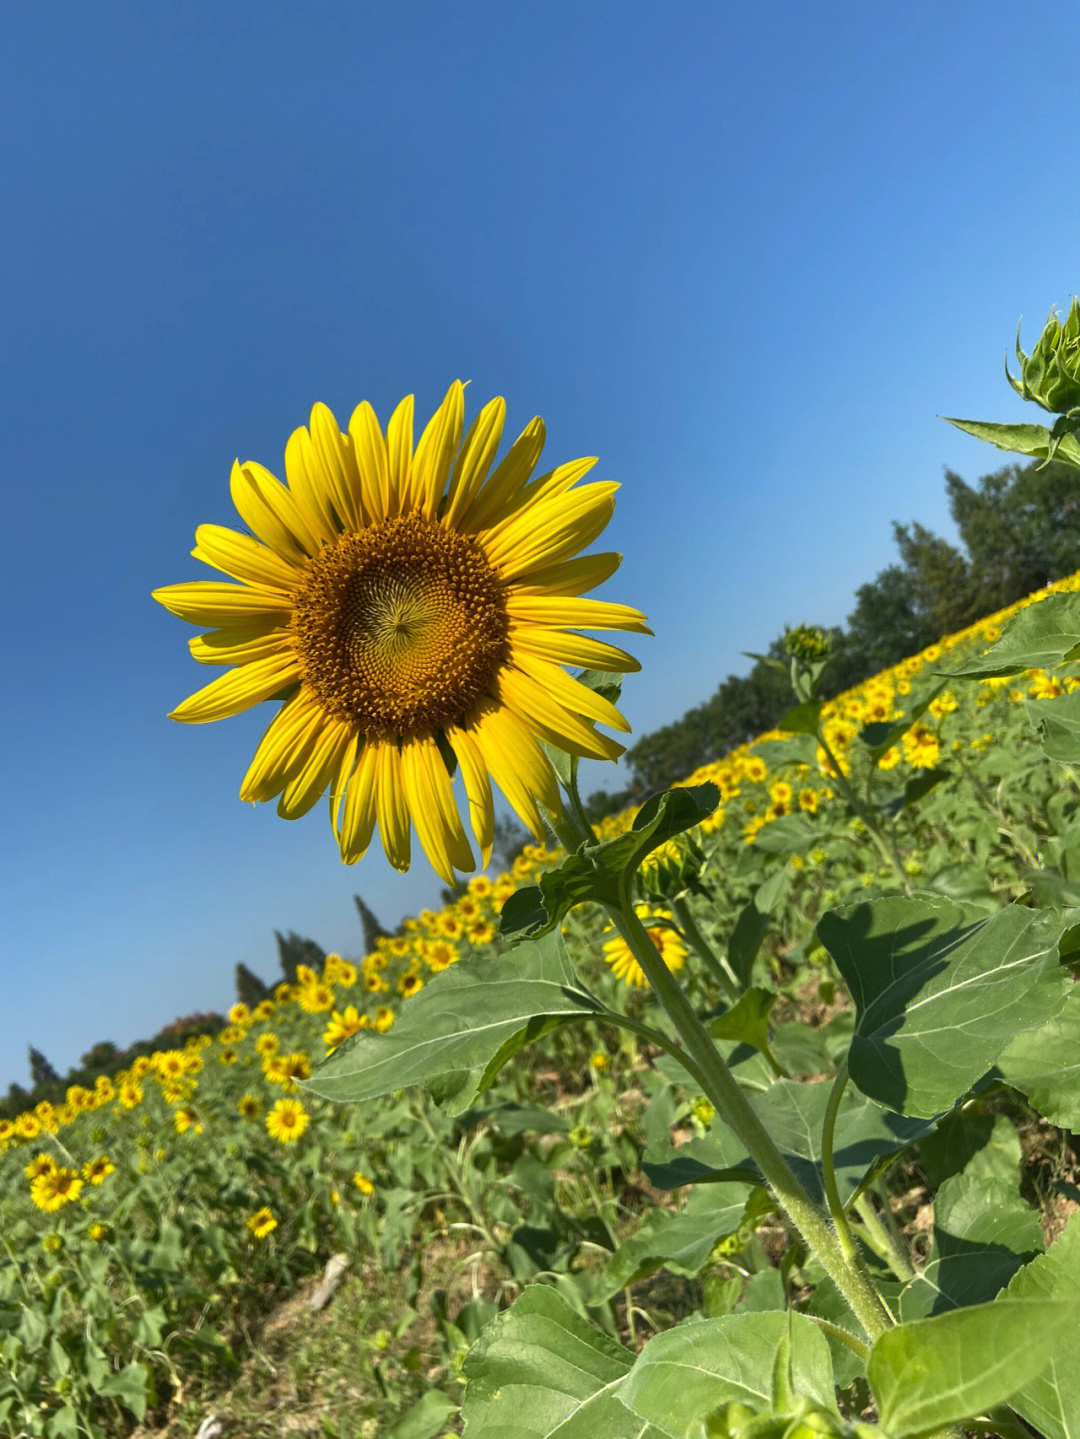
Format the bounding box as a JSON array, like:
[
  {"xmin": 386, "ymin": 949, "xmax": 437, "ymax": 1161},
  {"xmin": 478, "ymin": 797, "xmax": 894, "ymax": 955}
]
[
  {"xmin": 867, "ymin": 1293, "xmax": 1080, "ymax": 1437},
  {"xmin": 304, "ymin": 930, "xmax": 604, "ymax": 1113},
  {"xmin": 1000, "ymin": 1211, "xmax": 1080, "ymax": 1439},
  {"xmin": 993, "ymin": 985, "xmax": 1080, "ymax": 1127},
  {"xmin": 817, "ymin": 897, "xmax": 1073, "ymax": 1117},
  {"xmin": 897, "ymin": 1172, "xmax": 1042, "ymax": 1320},
  {"xmin": 643, "ymin": 1080, "xmax": 931, "ymax": 1207},
  {"xmin": 943, "ymin": 416, "xmax": 1080, "ymax": 468},
  {"xmin": 460, "ymin": 1284, "xmax": 670, "ymax": 1439},
  {"xmin": 945, "ymin": 589, "xmax": 1080, "ymax": 678},
  {"xmin": 1027, "ymin": 690, "xmax": 1080, "ymax": 763},
  {"xmin": 619, "ymin": 1311, "xmax": 838, "ymax": 1435},
  {"xmin": 500, "ymin": 785, "xmax": 720, "ymax": 939},
  {"xmin": 591, "ymin": 1183, "xmax": 764, "ymax": 1302}
]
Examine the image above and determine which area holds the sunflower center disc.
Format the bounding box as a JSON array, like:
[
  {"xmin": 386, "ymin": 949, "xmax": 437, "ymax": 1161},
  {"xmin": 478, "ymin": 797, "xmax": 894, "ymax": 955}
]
[{"xmin": 290, "ymin": 513, "xmax": 509, "ymax": 738}]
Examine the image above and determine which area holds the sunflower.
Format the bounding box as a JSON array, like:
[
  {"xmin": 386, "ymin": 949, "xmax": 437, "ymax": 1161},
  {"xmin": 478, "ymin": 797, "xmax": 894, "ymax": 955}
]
[
  {"xmin": 83, "ymin": 1156, "xmax": 115, "ymax": 1185},
  {"xmin": 266, "ymin": 1098, "xmax": 309, "ymax": 1144},
  {"xmin": 30, "ymin": 1166, "xmax": 83, "ymax": 1212},
  {"xmin": 247, "ymin": 1206, "xmax": 278, "ymax": 1240},
  {"xmin": 601, "ymin": 906, "xmax": 688, "ymax": 989},
  {"xmin": 153, "ymin": 384, "xmax": 648, "ymax": 882}
]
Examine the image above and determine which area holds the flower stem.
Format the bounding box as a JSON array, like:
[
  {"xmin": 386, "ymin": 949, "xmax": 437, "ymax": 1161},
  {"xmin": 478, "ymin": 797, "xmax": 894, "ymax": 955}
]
[
  {"xmin": 671, "ymin": 894, "xmax": 741, "ymax": 1001},
  {"xmin": 820, "ymin": 1062, "xmax": 862, "ymax": 1269},
  {"xmin": 604, "ymin": 885, "xmax": 893, "ymax": 1341},
  {"xmin": 853, "ymin": 1191, "xmax": 914, "ymax": 1283}
]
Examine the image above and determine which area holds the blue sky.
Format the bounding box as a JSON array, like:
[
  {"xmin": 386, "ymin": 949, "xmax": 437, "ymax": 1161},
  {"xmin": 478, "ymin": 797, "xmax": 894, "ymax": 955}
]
[{"xmin": 2, "ymin": 1, "xmax": 1077, "ymax": 1090}]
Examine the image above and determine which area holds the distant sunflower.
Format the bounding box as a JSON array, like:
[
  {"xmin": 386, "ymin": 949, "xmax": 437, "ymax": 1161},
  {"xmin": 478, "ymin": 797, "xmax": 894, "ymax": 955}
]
[
  {"xmin": 247, "ymin": 1206, "xmax": 278, "ymax": 1240},
  {"xmin": 601, "ymin": 906, "xmax": 688, "ymax": 989},
  {"xmin": 154, "ymin": 384, "xmax": 648, "ymax": 882}
]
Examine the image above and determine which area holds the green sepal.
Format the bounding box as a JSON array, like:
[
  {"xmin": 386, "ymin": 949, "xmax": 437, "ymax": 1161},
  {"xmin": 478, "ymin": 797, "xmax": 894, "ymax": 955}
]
[{"xmin": 500, "ymin": 784, "xmax": 720, "ymax": 939}]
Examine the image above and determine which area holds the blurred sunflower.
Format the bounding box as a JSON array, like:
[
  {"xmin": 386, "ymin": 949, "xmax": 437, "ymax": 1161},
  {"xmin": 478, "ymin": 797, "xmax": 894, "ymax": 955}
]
[
  {"xmin": 154, "ymin": 383, "xmax": 648, "ymax": 882},
  {"xmin": 602, "ymin": 906, "xmax": 688, "ymax": 989}
]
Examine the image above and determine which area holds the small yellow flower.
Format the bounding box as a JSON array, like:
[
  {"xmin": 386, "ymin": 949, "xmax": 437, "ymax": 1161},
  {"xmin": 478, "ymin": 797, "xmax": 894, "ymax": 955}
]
[
  {"xmin": 174, "ymin": 1106, "xmax": 203, "ymax": 1135},
  {"xmin": 88, "ymin": 1222, "xmax": 111, "ymax": 1243},
  {"xmin": 298, "ymin": 981, "xmax": 335, "ymax": 1014},
  {"xmin": 25, "ymin": 1153, "xmax": 57, "ymax": 1182},
  {"xmin": 352, "ymin": 1171, "xmax": 375, "ymax": 1196},
  {"xmin": 228, "ymin": 1002, "xmax": 251, "ymax": 1026},
  {"xmin": 901, "ymin": 724, "xmax": 940, "ymax": 769},
  {"xmin": 237, "ymin": 1094, "xmax": 261, "ymax": 1120},
  {"xmin": 324, "ymin": 1005, "xmax": 368, "ymax": 1050},
  {"xmin": 83, "ymin": 1156, "xmax": 115, "ymax": 1185},
  {"xmin": 247, "ymin": 1206, "xmax": 278, "ymax": 1239},
  {"xmin": 589, "ymin": 1051, "xmax": 610, "ymax": 1071},
  {"xmin": 266, "ymin": 1098, "xmax": 309, "ymax": 1144},
  {"xmin": 601, "ymin": 906, "xmax": 687, "ymax": 989},
  {"xmin": 30, "ymin": 1166, "xmax": 83, "ymax": 1212},
  {"xmin": 374, "ymin": 1006, "xmax": 396, "ymax": 1033},
  {"xmin": 255, "ymin": 1032, "xmax": 280, "ymax": 1057},
  {"xmin": 398, "ymin": 970, "xmax": 424, "ymax": 999}
]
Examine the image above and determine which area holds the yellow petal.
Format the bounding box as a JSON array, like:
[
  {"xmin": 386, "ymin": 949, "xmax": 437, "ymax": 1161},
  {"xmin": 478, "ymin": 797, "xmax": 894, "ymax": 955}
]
[
  {"xmin": 506, "ymin": 651, "xmax": 630, "ymax": 732},
  {"xmin": 441, "ymin": 396, "xmax": 506, "ymax": 531},
  {"xmin": 506, "ymin": 594, "xmax": 652, "ymax": 635},
  {"xmin": 277, "ymin": 714, "xmax": 355, "ymax": 819},
  {"xmin": 285, "ymin": 424, "xmax": 339, "ymax": 540},
  {"xmin": 338, "ymin": 741, "xmax": 379, "ymax": 863},
  {"xmin": 385, "ymin": 394, "xmax": 414, "ymax": 519},
  {"xmin": 508, "ymin": 626, "xmax": 640, "ymax": 673},
  {"xmin": 189, "ymin": 626, "xmax": 293, "ymax": 667},
  {"xmin": 458, "ymin": 417, "xmax": 545, "ymax": 533},
  {"xmin": 446, "ymin": 723, "xmax": 495, "ymax": 867},
  {"xmin": 480, "ymin": 483, "xmax": 618, "ymax": 577},
  {"xmin": 192, "ymin": 524, "xmax": 301, "ymax": 591},
  {"xmin": 375, "ymin": 742, "xmax": 411, "ymax": 871},
  {"xmin": 510, "ymin": 551, "xmax": 622, "ymax": 597},
  {"xmin": 494, "ymin": 668, "xmax": 624, "ymax": 761},
  {"xmin": 169, "ymin": 653, "xmax": 301, "ymax": 724},
  {"xmin": 152, "ymin": 581, "xmax": 294, "ymax": 627},
  {"xmin": 242, "ymin": 690, "xmax": 326, "ymax": 801},
  {"xmin": 515, "ymin": 456, "xmax": 599, "ymax": 510},
  {"xmin": 230, "ymin": 459, "xmax": 325, "ymax": 557},
  {"xmin": 469, "ymin": 702, "xmax": 560, "ymax": 836},
  {"xmin": 412, "ymin": 381, "xmax": 465, "ymax": 520},
  {"xmin": 310, "ymin": 402, "xmax": 362, "ymax": 531},
  {"xmin": 399, "ymin": 734, "xmax": 474, "ymax": 883},
  {"xmin": 348, "ymin": 400, "xmax": 390, "ymax": 523}
]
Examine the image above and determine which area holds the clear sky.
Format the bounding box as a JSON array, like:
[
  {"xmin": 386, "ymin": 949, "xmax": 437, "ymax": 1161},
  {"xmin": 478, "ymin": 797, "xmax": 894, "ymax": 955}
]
[{"xmin": 2, "ymin": 1, "xmax": 1077, "ymax": 1090}]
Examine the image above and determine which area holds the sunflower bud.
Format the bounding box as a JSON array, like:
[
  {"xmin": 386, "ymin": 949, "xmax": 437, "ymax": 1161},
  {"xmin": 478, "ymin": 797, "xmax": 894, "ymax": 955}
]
[
  {"xmin": 1007, "ymin": 298, "xmax": 1080, "ymax": 416},
  {"xmin": 637, "ymin": 833, "xmax": 703, "ymax": 899}
]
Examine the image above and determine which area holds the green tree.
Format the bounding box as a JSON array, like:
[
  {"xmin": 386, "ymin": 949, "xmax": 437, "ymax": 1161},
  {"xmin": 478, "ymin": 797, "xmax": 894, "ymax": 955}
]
[
  {"xmin": 945, "ymin": 458, "xmax": 1080, "ymax": 614},
  {"xmin": 274, "ymin": 930, "xmax": 326, "ymax": 986},
  {"xmin": 891, "ymin": 519, "xmax": 978, "ymax": 637},
  {"xmin": 353, "ymin": 893, "xmax": 391, "ymax": 953},
  {"xmin": 234, "ymin": 962, "xmax": 270, "ymax": 1008},
  {"xmin": 27, "ymin": 1045, "xmax": 60, "ymax": 1088}
]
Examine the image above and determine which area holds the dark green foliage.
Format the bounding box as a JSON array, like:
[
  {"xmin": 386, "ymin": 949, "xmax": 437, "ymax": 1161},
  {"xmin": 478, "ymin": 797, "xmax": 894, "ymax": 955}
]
[
  {"xmin": 27, "ymin": 1046, "xmax": 60, "ymax": 1088},
  {"xmin": 234, "ymin": 962, "xmax": 270, "ymax": 1008},
  {"xmin": 615, "ymin": 457, "xmax": 1074, "ymax": 801},
  {"xmin": 353, "ymin": 893, "xmax": 391, "ymax": 953},
  {"xmin": 274, "ymin": 929, "xmax": 326, "ymax": 985}
]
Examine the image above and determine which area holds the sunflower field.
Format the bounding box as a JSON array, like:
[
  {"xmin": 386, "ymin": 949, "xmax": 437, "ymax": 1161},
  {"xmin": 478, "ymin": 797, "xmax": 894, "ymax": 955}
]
[{"xmin": 3, "ymin": 307, "xmax": 1080, "ymax": 1438}]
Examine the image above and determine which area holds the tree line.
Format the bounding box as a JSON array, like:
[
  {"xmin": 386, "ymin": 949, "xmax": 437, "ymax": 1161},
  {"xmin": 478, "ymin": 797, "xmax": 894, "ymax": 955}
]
[{"xmin": 587, "ymin": 456, "xmax": 1080, "ymax": 813}]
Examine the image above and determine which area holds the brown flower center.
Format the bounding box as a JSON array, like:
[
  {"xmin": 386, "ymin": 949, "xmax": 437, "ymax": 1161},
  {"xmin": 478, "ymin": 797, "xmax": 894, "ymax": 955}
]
[{"xmin": 290, "ymin": 513, "xmax": 508, "ymax": 738}]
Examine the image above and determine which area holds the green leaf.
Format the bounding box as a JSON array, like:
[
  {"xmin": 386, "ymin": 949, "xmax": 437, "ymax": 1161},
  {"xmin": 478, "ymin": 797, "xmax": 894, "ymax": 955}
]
[
  {"xmin": 817, "ymin": 896, "xmax": 1073, "ymax": 1117},
  {"xmin": 752, "ymin": 733, "xmax": 819, "ymax": 768},
  {"xmin": 500, "ymin": 786, "xmax": 720, "ymax": 940},
  {"xmin": 942, "ymin": 415, "xmax": 1080, "ymax": 467},
  {"xmin": 867, "ymin": 1294, "xmax": 1080, "ymax": 1437},
  {"xmin": 875, "ymin": 767, "xmax": 950, "ymax": 819},
  {"xmin": 946, "ymin": 589, "xmax": 1080, "ymax": 678},
  {"xmin": 707, "ymin": 988, "xmax": 776, "ymax": 1054},
  {"xmin": 304, "ymin": 930, "xmax": 604, "ymax": 1113},
  {"xmin": 1000, "ymin": 1211, "xmax": 1080, "ymax": 1439},
  {"xmin": 643, "ymin": 1080, "xmax": 931, "ymax": 1207},
  {"xmin": 727, "ymin": 871, "xmax": 790, "ymax": 988},
  {"xmin": 97, "ymin": 1361, "xmax": 150, "ymax": 1421},
  {"xmin": 460, "ymin": 1284, "xmax": 669, "ymax": 1438},
  {"xmin": 384, "ymin": 1389, "xmax": 457, "ymax": 1439},
  {"xmin": 1028, "ymin": 690, "xmax": 1080, "ymax": 762},
  {"xmin": 777, "ymin": 701, "xmax": 823, "ymax": 736},
  {"xmin": 918, "ymin": 1110, "xmax": 1021, "ymax": 1189},
  {"xmin": 591, "ymin": 1183, "xmax": 763, "ymax": 1301},
  {"xmin": 993, "ymin": 985, "xmax": 1080, "ymax": 1127},
  {"xmin": 619, "ymin": 1311, "xmax": 838, "ymax": 1434},
  {"xmin": 750, "ymin": 814, "xmax": 819, "ymax": 855},
  {"xmin": 897, "ymin": 1172, "xmax": 1042, "ymax": 1319}
]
